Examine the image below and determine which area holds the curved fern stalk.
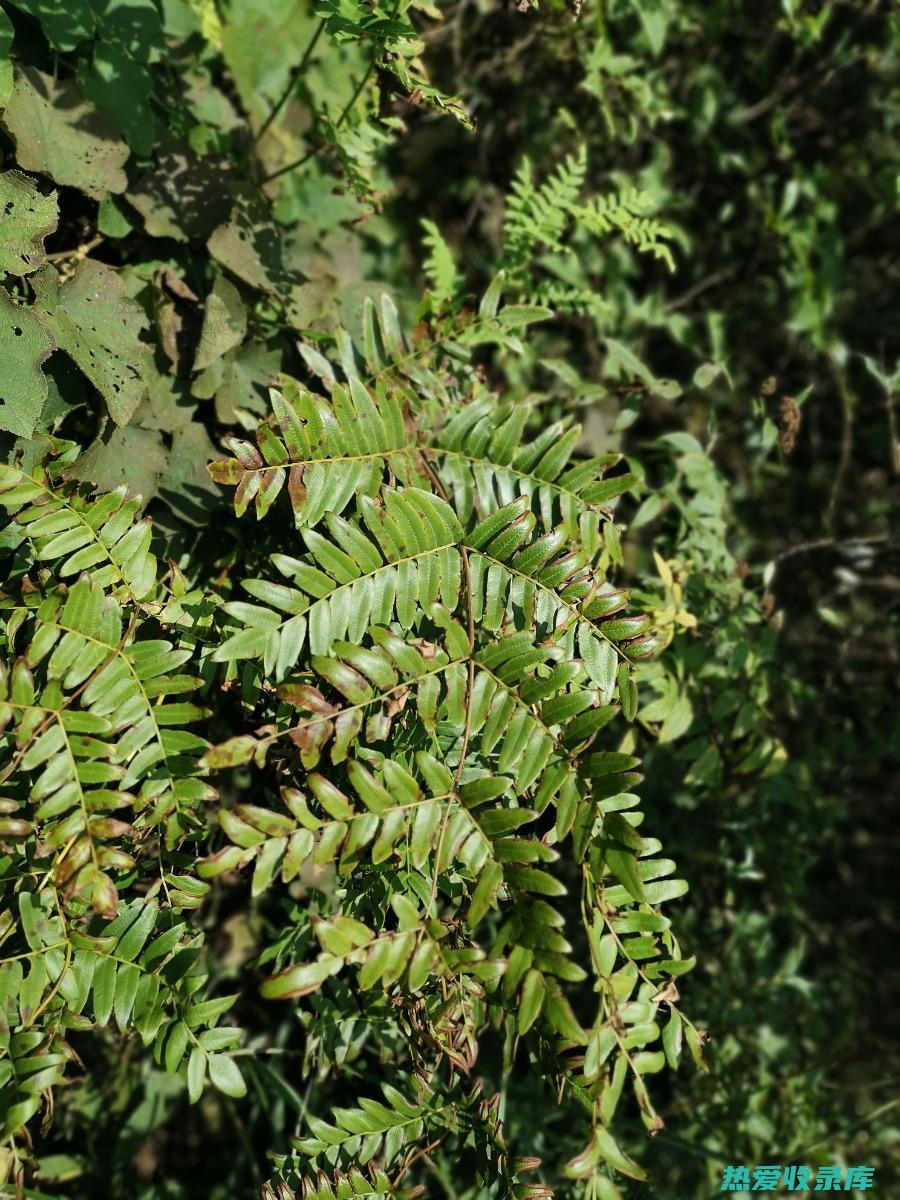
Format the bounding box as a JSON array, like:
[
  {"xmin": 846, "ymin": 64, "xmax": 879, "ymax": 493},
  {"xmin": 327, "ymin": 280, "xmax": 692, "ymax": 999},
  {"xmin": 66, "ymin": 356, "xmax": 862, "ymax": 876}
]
[
  {"xmin": 0, "ymin": 577, "xmax": 213, "ymax": 913},
  {"xmin": 0, "ymin": 465, "xmax": 158, "ymax": 603}
]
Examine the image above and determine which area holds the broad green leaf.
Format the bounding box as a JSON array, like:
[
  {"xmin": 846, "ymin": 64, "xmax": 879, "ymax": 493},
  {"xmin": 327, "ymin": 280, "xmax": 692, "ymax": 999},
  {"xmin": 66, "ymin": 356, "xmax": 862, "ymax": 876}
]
[
  {"xmin": 4, "ymin": 0, "xmax": 95, "ymax": 51},
  {"xmin": 659, "ymin": 693, "xmax": 694, "ymax": 743},
  {"xmin": 66, "ymin": 426, "xmax": 168, "ymax": 503},
  {"xmin": 33, "ymin": 260, "xmax": 153, "ymax": 425},
  {"xmin": 0, "ymin": 11, "xmax": 13, "ymax": 108},
  {"xmin": 154, "ymin": 420, "xmax": 222, "ymax": 525},
  {"xmin": 78, "ymin": 43, "xmax": 155, "ymax": 156},
  {"xmin": 219, "ymin": 1, "xmax": 323, "ymax": 126},
  {"xmin": 127, "ymin": 137, "xmax": 235, "ymax": 241},
  {"xmin": 193, "ymin": 340, "xmax": 280, "ymax": 425},
  {"xmin": 194, "ymin": 275, "xmax": 247, "ymax": 371},
  {"xmin": 97, "ymin": 194, "xmax": 134, "ymax": 239},
  {"xmin": 207, "ymin": 188, "xmax": 301, "ymax": 297},
  {"xmin": 1, "ymin": 66, "xmax": 129, "ymax": 199}
]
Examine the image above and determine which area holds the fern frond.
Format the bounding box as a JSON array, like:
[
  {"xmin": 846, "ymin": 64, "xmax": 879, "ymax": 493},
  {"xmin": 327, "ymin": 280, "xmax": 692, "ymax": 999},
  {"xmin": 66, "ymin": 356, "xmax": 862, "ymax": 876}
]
[
  {"xmin": 0, "ymin": 578, "xmax": 213, "ymax": 901},
  {"xmin": 500, "ymin": 147, "xmax": 676, "ymax": 292},
  {"xmin": 580, "ymin": 188, "xmax": 675, "ymax": 271},
  {"xmin": 200, "ymin": 743, "xmax": 493, "ymax": 902},
  {"xmin": 209, "ymin": 382, "xmax": 637, "ymax": 571},
  {"xmin": 202, "ymin": 617, "xmax": 650, "ymax": 996},
  {"xmin": 263, "ymin": 1161, "xmax": 401, "ymax": 1200},
  {"xmin": 0, "ymin": 893, "xmax": 243, "ymax": 1140},
  {"xmin": 0, "ymin": 466, "xmax": 157, "ymax": 602},
  {"xmin": 211, "ymin": 488, "xmax": 461, "ymax": 674},
  {"xmin": 297, "ymin": 289, "xmax": 551, "ymax": 411},
  {"xmin": 208, "ymin": 378, "xmax": 416, "ymax": 525},
  {"xmin": 0, "ymin": 284, "xmax": 696, "ymax": 1189},
  {"xmin": 430, "ymin": 397, "xmax": 637, "ymax": 553},
  {"xmin": 198, "ymin": 288, "xmax": 700, "ymax": 1186},
  {"xmin": 504, "ymin": 148, "xmax": 588, "ymax": 268},
  {"xmin": 421, "ymin": 219, "xmax": 461, "ymax": 309}
]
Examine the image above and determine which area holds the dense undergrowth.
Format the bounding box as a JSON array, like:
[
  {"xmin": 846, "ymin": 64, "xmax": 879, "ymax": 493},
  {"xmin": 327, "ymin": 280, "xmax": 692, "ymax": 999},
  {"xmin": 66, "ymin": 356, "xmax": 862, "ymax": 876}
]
[{"xmin": 0, "ymin": 0, "xmax": 897, "ymax": 1197}]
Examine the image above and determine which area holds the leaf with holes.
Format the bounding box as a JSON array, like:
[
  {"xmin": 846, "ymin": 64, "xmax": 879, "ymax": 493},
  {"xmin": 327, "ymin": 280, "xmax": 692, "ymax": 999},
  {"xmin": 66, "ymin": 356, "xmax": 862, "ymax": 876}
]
[
  {"xmin": 0, "ymin": 171, "xmax": 58, "ymax": 276},
  {"xmin": 1, "ymin": 66, "xmax": 129, "ymax": 199},
  {"xmin": 33, "ymin": 260, "xmax": 152, "ymax": 425},
  {"xmin": 0, "ymin": 288, "xmax": 54, "ymax": 437}
]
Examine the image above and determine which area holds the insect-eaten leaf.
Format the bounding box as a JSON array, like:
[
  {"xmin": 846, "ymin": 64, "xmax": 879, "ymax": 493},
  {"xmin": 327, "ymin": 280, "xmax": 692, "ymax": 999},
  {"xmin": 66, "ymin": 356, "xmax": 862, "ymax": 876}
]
[
  {"xmin": 1, "ymin": 66, "xmax": 129, "ymax": 199},
  {"xmin": 0, "ymin": 287, "xmax": 54, "ymax": 438},
  {"xmin": 33, "ymin": 260, "xmax": 153, "ymax": 425},
  {"xmin": 0, "ymin": 171, "xmax": 58, "ymax": 276}
]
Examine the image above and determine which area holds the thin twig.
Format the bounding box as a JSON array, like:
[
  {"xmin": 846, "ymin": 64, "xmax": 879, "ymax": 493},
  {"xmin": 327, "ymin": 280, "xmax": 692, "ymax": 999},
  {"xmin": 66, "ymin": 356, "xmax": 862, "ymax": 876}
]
[
  {"xmin": 826, "ymin": 354, "xmax": 854, "ymax": 530},
  {"xmin": 254, "ymin": 18, "xmax": 326, "ymax": 145},
  {"xmin": 45, "ymin": 235, "xmax": 103, "ymax": 262},
  {"xmin": 773, "ymin": 533, "xmax": 888, "ymax": 568},
  {"xmin": 262, "ymin": 145, "xmax": 318, "ymax": 185},
  {"xmin": 421, "ymin": 1152, "xmax": 461, "ymax": 1199},
  {"xmin": 883, "ymin": 380, "xmax": 900, "ymax": 475},
  {"xmin": 262, "ymin": 57, "xmax": 378, "ymax": 184},
  {"xmin": 664, "ymin": 267, "xmax": 736, "ymax": 313}
]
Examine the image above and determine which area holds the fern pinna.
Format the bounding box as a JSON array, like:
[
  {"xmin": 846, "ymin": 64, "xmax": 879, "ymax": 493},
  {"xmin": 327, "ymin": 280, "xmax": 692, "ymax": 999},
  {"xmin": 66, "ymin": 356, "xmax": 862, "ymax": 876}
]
[{"xmin": 0, "ymin": 293, "xmax": 699, "ymax": 1198}]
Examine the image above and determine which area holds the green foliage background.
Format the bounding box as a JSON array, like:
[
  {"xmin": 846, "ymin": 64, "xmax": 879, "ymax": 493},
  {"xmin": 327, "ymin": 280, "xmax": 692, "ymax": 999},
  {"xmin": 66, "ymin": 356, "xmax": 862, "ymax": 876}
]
[{"xmin": 0, "ymin": 0, "xmax": 898, "ymax": 1196}]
